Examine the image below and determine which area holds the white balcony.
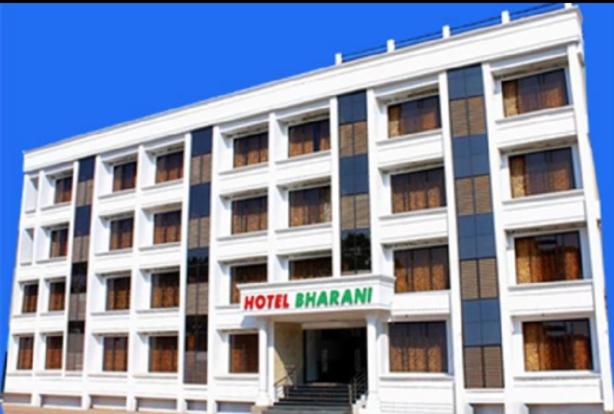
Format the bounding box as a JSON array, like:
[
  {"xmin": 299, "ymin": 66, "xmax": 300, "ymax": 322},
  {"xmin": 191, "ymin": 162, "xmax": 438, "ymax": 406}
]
[
  {"xmin": 495, "ymin": 105, "xmax": 577, "ymax": 151},
  {"xmin": 391, "ymin": 290, "xmax": 451, "ymax": 318},
  {"xmin": 375, "ymin": 129, "xmax": 443, "ymax": 172},
  {"xmin": 275, "ymin": 151, "xmax": 332, "ymax": 187},
  {"xmin": 513, "ymin": 373, "xmax": 603, "ymax": 405},
  {"xmin": 508, "ymin": 279, "xmax": 594, "ymax": 317},
  {"xmin": 140, "ymin": 180, "xmax": 184, "ymax": 210},
  {"xmin": 379, "ymin": 207, "xmax": 448, "ymax": 246},
  {"xmin": 501, "ymin": 189, "xmax": 586, "ymax": 231},
  {"xmin": 275, "ymin": 223, "xmax": 333, "ymax": 256},
  {"xmin": 217, "ymin": 164, "xmax": 269, "ymax": 198},
  {"xmin": 96, "ymin": 189, "xmax": 137, "ymax": 216},
  {"xmin": 216, "ymin": 232, "xmax": 268, "ymax": 262}
]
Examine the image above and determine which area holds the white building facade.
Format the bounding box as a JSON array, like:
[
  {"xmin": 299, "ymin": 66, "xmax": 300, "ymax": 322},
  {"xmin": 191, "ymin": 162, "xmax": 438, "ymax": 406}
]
[{"xmin": 3, "ymin": 4, "xmax": 613, "ymax": 414}]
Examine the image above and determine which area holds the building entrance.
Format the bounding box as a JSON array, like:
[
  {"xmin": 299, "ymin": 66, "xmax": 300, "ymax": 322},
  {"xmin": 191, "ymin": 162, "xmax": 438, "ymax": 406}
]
[{"xmin": 303, "ymin": 328, "xmax": 366, "ymax": 384}]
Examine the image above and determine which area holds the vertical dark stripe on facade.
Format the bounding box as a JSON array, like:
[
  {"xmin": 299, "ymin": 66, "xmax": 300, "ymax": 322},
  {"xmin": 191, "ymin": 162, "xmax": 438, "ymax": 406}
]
[
  {"xmin": 66, "ymin": 156, "xmax": 95, "ymax": 371},
  {"xmin": 337, "ymin": 91, "xmax": 372, "ymax": 275},
  {"xmin": 446, "ymin": 65, "xmax": 504, "ymax": 388},
  {"xmin": 184, "ymin": 127, "xmax": 212, "ymax": 384}
]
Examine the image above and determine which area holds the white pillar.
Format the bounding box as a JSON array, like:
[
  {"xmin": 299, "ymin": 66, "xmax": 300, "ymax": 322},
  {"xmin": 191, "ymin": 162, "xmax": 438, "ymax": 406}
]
[
  {"xmin": 501, "ymin": 10, "xmax": 510, "ymax": 24},
  {"xmin": 365, "ymin": 314, "xmax": 381, "ymax": 413},
  {"xmin": 334, "ymin": 53, "xmax": 343, "ymax": 65},
  {"xmin": 255, "ymin": 320, "xmax": 271, "ymax": 406},
  {"xmin": 442, "ymin": 25, "xmax": 451, "ymax": 39},
  {"xmin": 386, "ymin": 39, "xmax": 395, "ymax": 53}
]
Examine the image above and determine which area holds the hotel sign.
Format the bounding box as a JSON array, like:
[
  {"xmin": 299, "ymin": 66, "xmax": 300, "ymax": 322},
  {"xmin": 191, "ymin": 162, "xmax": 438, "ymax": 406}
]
[{"xmin": 243, "ymin": 287, "xmax": 374, "ymax": 311}]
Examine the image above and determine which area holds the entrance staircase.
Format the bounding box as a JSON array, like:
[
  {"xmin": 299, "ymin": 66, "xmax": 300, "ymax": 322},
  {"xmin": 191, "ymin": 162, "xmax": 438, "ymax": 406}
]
[{"xmin": 263, "ymin": 383, "xmax": 352, "ymax": 414}]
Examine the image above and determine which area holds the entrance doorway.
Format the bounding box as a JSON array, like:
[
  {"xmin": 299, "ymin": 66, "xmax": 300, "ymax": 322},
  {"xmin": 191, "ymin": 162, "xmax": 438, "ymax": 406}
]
[{"xmin": 303, "ymin": 328, "xmax": 366, "ymax": 384}]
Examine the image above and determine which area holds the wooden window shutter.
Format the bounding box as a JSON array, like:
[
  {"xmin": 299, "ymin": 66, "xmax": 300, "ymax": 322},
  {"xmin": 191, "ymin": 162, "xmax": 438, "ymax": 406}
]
[
  {"xmin": 455, "ymin": 178, "xmax": 475, "ymax": 216},
  {"xmin": 474, "ymin": 175, "xmax": 492, "ymax": 214},
  {"xmin": 460, "ymin": 260, "xmax": 479, "ymax": 299},
  {"xmin": 339, "ymin": 124, "xmax": 354, "ymax": 157},
  {"xmin": 394, "ymin": 251, "xmax": 409, "ymax": 293},
  {"xmin": 318, "ymin": 119, "xmax": 330, "ymax": 151},
  {"xmin": 391, "ymin": 174, "xmax": 406, "ymax": 214},
  {"xmin": 113, "ymin": 165, "xmax": 123, "ymax": 192},
  {"xmin": 388, "ymin": 324, "xmax": 405, "ymax": 371},
  {"xmin": 464, "ymin": 347, "xmax": 484, "ymax": 388},
  {"xmin": 46, "ymin": 336, "xmax": 63, "ymax": 370},
  {"xmin": 421, "ymin": 96, "xmax": 441, "ymax": 131},
  {"xmin": 431, "ymin": 246, "xmax": 449, "ymax": 290},
  {"xmin": 503, "ymin": 79, "xmax": 519, "ymax": 117},
  {"xmin": 450, "ymin": 99, "xmax": 469, "ymax": 137},
  {"xmin": 353, "ymin": 121, "xmax": 368, "ymax": 155},
  {"xmin": 562, "ymin": 232, "xmax": 581, "ymax": 280},
  {"xmin": 427, "ymin": 168, "xmax": 445, "ymax": 208},
  {"xmin": 340, "ymin": 195, "xmax": 355, "ymax": 230},
  {"xmin": 156, "ymin": 154, "xmax": 167, "ymax": 183},
  {"xmin": 320, "ymin": 186, "xmax": 331, "ymax": 223},
  {"xmin": 478, "ymin": 258, "xmax": 498, "ymax": 298},
  {"xmin": 509, "ymin": 155, "xmax": 527, "ymax": 198},
  {"xmin": 121, "ymin": 217, "xmax": 134, "ymax": 249},
  {"xmin": 515, "ymin": 237, "xmax": 532, "ymax": 284},
  {"xmin": 154, "ymin": 214, "xmax": 164, "ymax": 244},
  {"xmin": 17, "ymin": 336, "xmax": 33, "ymax": 370},
  {"xmin": 523, "ymin": 322, "xmax": 541, "ymax": 371},
  {"xmin": 355, "ymin": 194, "xmax": 370, "ymax": 228},
  {"xmin": 541, "ymin": 69, "xmax": 568, "ymax": 109},
  {"xmin": 549, "ymin": 148, "xmax": 573, "ymax": 192},
  {"xmin": 483, "ymin": 346, "xmax": 504, "ymax": 387},
  {"xmin": 151, "ymin": 274, "xmax": 163, "ymax": 308},
  {"xmin": 110, "ymin": 220, "xmax": 120, "ymax": 250},
  {"xmin": 388, "ymin": 105, "xmax": 401, "ymax": 138},
  {"xmin": 49, "ymin": 281, "xmax": 65, "ymax": 311},
  {"xmin": 289, "ymin": 190, "xmax": 304, "ymax": 227},
  {"xmin": 412, "ymin": 248, "xmax": 431, "ymax": 292}
]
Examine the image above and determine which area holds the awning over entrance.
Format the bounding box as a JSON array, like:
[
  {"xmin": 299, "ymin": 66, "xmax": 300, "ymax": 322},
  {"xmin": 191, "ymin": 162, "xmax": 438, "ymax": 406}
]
[{"xmin": 238, "ymin": 273, "xmax": 394, "ymax": 318}]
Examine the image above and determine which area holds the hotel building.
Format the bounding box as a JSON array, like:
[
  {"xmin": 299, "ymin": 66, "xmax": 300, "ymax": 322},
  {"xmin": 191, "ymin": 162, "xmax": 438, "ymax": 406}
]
[{"xmin": 3, "ymin": 4, "xmax": 613, "ymax": 414}]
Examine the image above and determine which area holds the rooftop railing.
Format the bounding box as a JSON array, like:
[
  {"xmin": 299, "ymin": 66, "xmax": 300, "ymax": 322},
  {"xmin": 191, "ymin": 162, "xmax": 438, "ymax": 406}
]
[{"xmin": 337, "ymin": 3, "xmax": 571, "ymax": 65}]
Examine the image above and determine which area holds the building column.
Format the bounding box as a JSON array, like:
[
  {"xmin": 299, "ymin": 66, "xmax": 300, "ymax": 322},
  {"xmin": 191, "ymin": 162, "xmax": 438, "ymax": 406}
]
[
  {"xmin": 365, "ymin": 314, "xmax": 381, "ymax": 413},
  {"xmin": 255, "ymin": 320, "xmax": 271, "ymax": 407}
]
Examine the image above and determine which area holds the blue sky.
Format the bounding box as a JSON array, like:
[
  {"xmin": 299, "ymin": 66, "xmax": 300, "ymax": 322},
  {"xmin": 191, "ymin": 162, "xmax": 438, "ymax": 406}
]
[{"xmin": 1, "ymin": 3, "xmax": 614, "ymax": 379}]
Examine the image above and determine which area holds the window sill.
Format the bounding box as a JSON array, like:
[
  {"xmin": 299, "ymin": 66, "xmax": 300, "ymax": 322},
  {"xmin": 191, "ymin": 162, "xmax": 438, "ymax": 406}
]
[
  {"xmin": 40, "ymin": 311, "xmax": 65, "ymax": 317},
  {"xmin": 379, "ymin": 206, "xmax": 447, "ymax": 221},
  {"xmin": 41, "ymin": 201, "xmax": 71, "ymax": 212},
  {"xmin": 12, "ymin": 312, "xmax": 36, "ymax": 319},
  {"xmin": 139, "ymin": 242, "xmax": 181, "ymax": 252},
  {"xmin": 502, "ymin": 188, "xmax": 583, "ymax": 206},
  {"xmin": 96, "ymin": 248, "xmax": 134, "ymax": 257},
  {"xmin": 220, "ymin": 162, "xmax": 268, "ymax": 176},
  {"xmin": 218, "ymin": 231, "xmax": 267, "ymax": 242},
  {"xmin": 136, "ymin": 307, "xmax": 179, "ymax": 315},
  {"xmin": 214, "ymin": 373, "xmax": 259, "ymax": 381},
  {"xmin": 37, "ymin": 256, "xmax": 67, "ymax": 264},
  {"xmin": 275, "ymin": 222, "xmax": 332, "ymax": 235},
  {"xmin": 88, "ymin": 372, "xmax": 128, "ymax": 379},
  {"xmin": 91, "ymin": 310, "xmax": 130, "ymax": 317},
  {"xmin": 380, "ymin": 373, "xmax": 453, "ymax": 382},
  {"xmin": 142, "ymin": 179, "xmax": 184, "ymax": 192},
  {"xmin": 514, "ymin": 371, "xmax": 599, "ymax": 381},
  {"xmin": 495, "ymin": 104, "xmax": 573, "ymax": 125},
  {"xmin": 133, "ymin": 372, "xmax": 178, "ymax": 380},
  {"xmin": 379, "ymin": 128, "xmax": 442, "ymax": 145},
  {"xmin": 509, "ymin": 278, "xmax": 592, "ymax": 292},
  {"xmin": 34, "ymin": 370, "xmax": 62, "ymax": 377},
  {"xmin": 7, "ymin": 370, "xmax": 33, "ymax": 377},
  {"xmin": 98, "ymin": 188, "xmax": 136, "ymax": 200},
  {"xmin": 276, "ymin": 150, "xmax": 331, "ymax": 165}
]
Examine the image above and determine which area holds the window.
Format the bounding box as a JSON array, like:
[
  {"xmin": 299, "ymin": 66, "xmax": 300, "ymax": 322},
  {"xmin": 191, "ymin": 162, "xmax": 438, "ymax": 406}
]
[
  {"xmin": 149, "ymin": 335, "xmax": 178, "ymax": 373},
  {"xmin": 229, "ymin": 334, "xmax": 258, "ymax": 373},
  {"xmin": 17, "ymin": 336, "xmax": 34, "ymax": 370},
  {"xmin": 54, "ymin": 175, "xmax": 73, "ymax": 204},
  {"xmin": 113, "ymin": 161, "xmax": 137, "ymax": 192},
  {"xmin": 156, "ymin": 151, "xmax": 184, "ymax": 183},
  {"xmin": 106, "ymin": 276, "xmax": 131, "ymax": 311},
  {"xmin": 48, "ymin": 280, "xmax": 65, "ymax": 311},
  {"xmin": 515, "ymin": 231, "xmax": 582, "ymax": 284},
  {"xmin": 388, "ymin": 95, "xmax": 441, "ymax": 137},
  {"xmin": 389, "ymin": 322, "xmax": 447, "ymax": 373},
  {"xmin": 231, "ymin": 196, "xmax": 267, "ymax": 234},
  {"xmin": 289, "ymin": 256, "xmax": 332, "ymax": 280},
  {"xmin": 523, "ymin": 319, "xmax": 592, "ymax": 371},
  {"xmin": 341, "ymin": 229, "xmax": 371, "ymax": 275},
  {"xmin": 110, "ymin": 217, "xmax": 134, "ymax": 250},
  {"xmin": 45, "ymin": 335, "xmax": 63, "ymax": 370},
  {"xmin": 288, "ymin": 119, "xmax": 330, "ymax": 157},
  {"xmin": 66, "ymin": 321, "xmax": 85, "ymax": 371},
  {"xmin": 151, "ymin": 272, "xmax": 179, "ymax": 308},
  {"xmin": 103, "ymin": 336, "xmax": 128, "ymax": 372},
  {"xmin": 230, "ymin": 264, "xmax": 267, "ymax": 304},
  {"xmin": 154, "ymin": 211, "xmax": 181, "ymax": 244},
  {"xmin": 503, "ymin": 69, "xmax": 568, "ymax": 116},
  {"xmin": 185, "ymin": 316, "xmax": 208, "ymax": 384},
  {"xmin": 509, "ymin": 148, "xmax": 575, "ymax": 198},
  {"xmin": 394, "ymin": 246, "xmax": 449, "ymax": 293},
  {"xmin": 233, "ymin": 132, "xmax": 268, "ymax": 168},
  {"xmin": 21, "ymin": 283, "xmax": 38, "ymax": 314},
  {"xmin": 49, "ymin": 227, "xmax": 69, "ymax": 258},
  {"xmin": 289, "ymin": 186, "xmax": 331, "ymax": 227},
  {"xmin": 391, "ymin": 168, "xmax": 446, "ymax": 213}
]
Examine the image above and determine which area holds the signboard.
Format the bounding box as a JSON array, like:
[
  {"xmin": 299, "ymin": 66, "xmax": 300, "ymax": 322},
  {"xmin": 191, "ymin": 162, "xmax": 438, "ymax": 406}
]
[{"xmin": 243, "ymin": 287, "xmax": 374, "ymax": 311}]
